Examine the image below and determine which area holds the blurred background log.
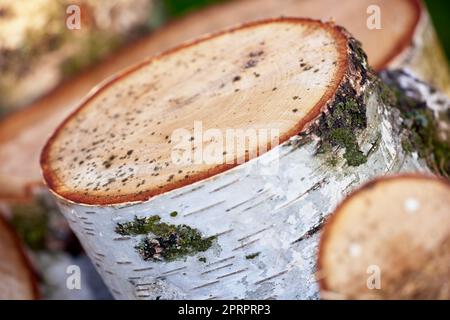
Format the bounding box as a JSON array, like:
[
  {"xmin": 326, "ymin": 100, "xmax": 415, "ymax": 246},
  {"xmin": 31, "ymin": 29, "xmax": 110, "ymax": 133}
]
[
  {"xmin": 0, "ymin": 0, "xmax": 159, "ymax": 114},
  {"xmin": 0, "ymin": 213, "xmax": 38, "ymax": 299},
  {"xmin": 318, "ymin": 175, "xmax": 450, "ymax": 300}
]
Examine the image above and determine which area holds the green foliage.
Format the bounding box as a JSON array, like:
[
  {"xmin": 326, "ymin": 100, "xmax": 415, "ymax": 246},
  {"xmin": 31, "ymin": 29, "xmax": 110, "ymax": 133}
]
[
  {"xmin": 424, "ymin": 0, "xmax": 450, "ymax": 62},
  {"xmin": 163, "ymin": 0, "xmax": 225, "ymax": 17},
  {"xmin": 60, "ymin": 33, "xmax": 121, "ymax": 78},
  {"xmin": 11, "ymin": 201, "xmax": 49, "ymax": 250}
]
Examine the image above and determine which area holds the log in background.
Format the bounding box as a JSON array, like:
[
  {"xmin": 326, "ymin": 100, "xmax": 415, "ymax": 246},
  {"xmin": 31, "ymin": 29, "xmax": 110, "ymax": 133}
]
[{"xmin": 164, "ymin": 0, "xmax": 450, "ymax": 62}]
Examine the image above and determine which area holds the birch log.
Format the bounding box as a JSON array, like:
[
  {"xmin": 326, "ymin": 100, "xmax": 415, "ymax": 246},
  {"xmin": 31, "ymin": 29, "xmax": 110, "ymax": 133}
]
[
  {"xmin": 2, "ymin": 0, "xmax": 448, "ymax": 201},
  {"xmin": 0, "ymin": 213, "xmax": 38, "ymax": 299},
  {"xmin": 147, "ymin": 0, "xmax": 449, "ymax": 93},
  {"xmin": 318, "ymin": 174, "xmax": 450, "ymax": 300},
  {"xmin": 38, "ymin": 18, "xmax": 447, "ymax": 300}
]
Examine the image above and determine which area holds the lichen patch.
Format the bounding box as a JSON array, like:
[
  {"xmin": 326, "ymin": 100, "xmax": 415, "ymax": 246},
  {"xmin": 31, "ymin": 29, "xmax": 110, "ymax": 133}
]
[
  {"xmin": 115, "ymin": 215, "xmax": 216, "ymax": 262},
  {"xmin": 309, "ymin": 37, "xmax": 371, "ymax": 167}
]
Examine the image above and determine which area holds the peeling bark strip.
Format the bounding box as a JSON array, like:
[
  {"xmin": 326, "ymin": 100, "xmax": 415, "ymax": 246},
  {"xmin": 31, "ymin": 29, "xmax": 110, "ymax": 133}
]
[{"xmin": 42, "ymin": 19, "xmax": 436, "ymax": 299}]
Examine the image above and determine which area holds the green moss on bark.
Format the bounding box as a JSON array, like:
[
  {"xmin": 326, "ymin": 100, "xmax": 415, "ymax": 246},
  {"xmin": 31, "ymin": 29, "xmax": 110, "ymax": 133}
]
[
  {"xmin": 11, "ymin": 201, "xmax": 49, "ymax": 250},
  {"xmin": 245, "ymin": 252, "xmax": 260, "ymax": 260},
  {"xmin": 115, "ymin": 215, "xmax": 216, "ymax": 262},
  {"xmin": 169, "ymin": 211, "xmax": 178, "ymax": 217},
  {"xmin": 311, "ymin": 37, "xmax": 371, "ymax": 167},
  {"xmin": 315, "ymin": 95, "xmax": 368, "ymax": 167}
]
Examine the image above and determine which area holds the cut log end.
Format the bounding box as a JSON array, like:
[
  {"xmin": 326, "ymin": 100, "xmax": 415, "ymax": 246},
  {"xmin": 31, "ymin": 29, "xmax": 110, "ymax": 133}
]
[
  {"xmin": 318, "ymin": 174, "xmax": 450, "ymax": 300},
  {"xmin": 0, "ymin": 214, "xmax": 38, "ymax": 300},
  {"xmin": 1, "ymin": 0, "xmax": 438, "ymax": 201},
  {"xmin": 41, "ymin": 18, "xmax": 366, "ymax": 205}
]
